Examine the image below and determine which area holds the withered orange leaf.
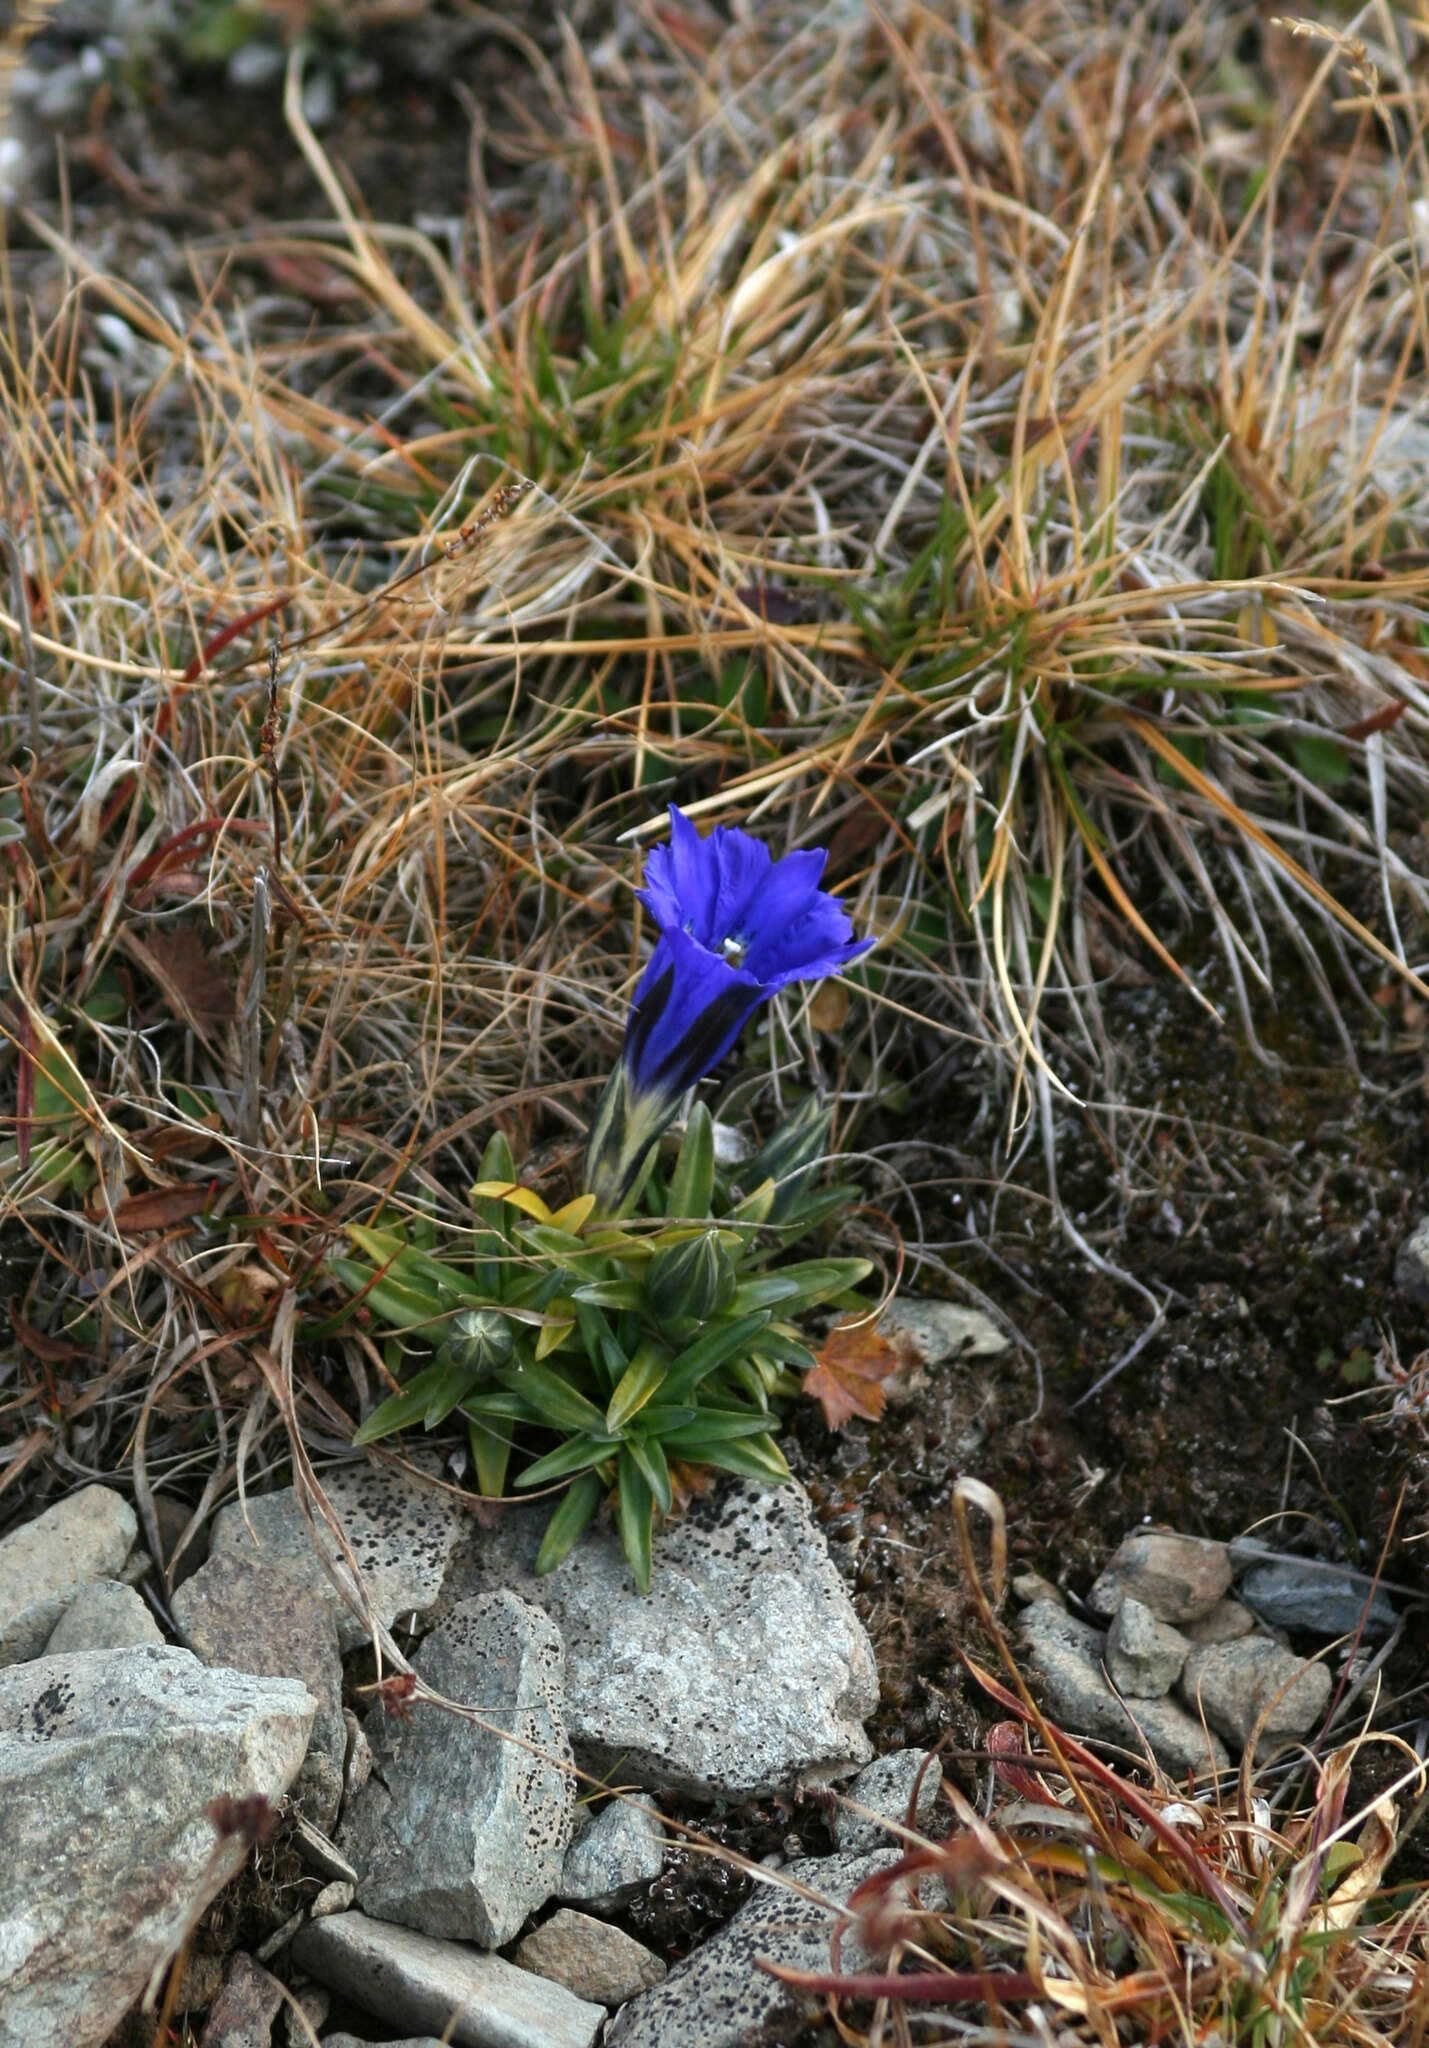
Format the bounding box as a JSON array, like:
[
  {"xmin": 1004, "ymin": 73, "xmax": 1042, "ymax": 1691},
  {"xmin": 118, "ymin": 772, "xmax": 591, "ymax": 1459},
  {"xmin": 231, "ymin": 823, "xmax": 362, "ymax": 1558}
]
[{"xmin": 804, "ymin": 1315, "xmax": 898, "ymax": 1429}]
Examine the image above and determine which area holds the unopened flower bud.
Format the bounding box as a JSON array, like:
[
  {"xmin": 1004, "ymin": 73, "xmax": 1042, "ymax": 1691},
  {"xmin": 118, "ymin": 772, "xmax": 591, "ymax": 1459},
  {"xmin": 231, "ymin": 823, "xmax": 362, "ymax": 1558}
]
[
  {"xmin": 647, "ymin": 1230, "xmax": 735, "ymax": 1330},
  {"xmin": 443, "ymin": 1306, "xmax": 514, "ymax": 1374}
]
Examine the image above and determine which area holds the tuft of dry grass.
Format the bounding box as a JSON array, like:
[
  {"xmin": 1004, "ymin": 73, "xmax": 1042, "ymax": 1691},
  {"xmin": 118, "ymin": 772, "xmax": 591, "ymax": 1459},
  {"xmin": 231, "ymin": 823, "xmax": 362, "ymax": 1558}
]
[{"xmin": 1, "ymin": 0, "xmax": 1428, "ymax": 1517}]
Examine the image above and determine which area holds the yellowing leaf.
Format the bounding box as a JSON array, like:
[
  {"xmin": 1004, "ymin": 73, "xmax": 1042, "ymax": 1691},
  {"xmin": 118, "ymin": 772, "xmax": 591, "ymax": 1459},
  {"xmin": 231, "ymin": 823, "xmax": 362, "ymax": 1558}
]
[
  {"xmin": 469, "ymin": 1181, "xmax": 553, "ymax": 1223},
  {"xmin": 803, "ymin": 1315, "xmax": 898, "ymax": 1429},
  {"xmin": 548, "ymin": 1193, "xmax": 597, "ymax": 1235}
]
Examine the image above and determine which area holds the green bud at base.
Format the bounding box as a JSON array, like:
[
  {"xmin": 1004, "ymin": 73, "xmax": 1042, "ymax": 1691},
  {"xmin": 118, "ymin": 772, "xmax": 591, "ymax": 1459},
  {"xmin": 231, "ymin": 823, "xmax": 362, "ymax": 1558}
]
[{"xmin": 442, "ymin": 1306, "xmax": 515, "ymax": 1375}]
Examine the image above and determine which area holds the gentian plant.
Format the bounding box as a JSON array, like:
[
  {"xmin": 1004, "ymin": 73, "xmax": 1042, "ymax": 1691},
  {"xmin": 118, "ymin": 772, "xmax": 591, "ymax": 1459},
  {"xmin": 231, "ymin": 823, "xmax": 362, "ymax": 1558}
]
[{"xmin": 332, "ymin": 806, "xmax": 874, "ymax": 1590}]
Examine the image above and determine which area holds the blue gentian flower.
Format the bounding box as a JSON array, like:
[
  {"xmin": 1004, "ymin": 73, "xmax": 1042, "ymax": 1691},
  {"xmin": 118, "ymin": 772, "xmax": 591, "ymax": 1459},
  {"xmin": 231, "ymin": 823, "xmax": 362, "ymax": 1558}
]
[{"xmin": 585, "ymin": 807, "xmax": 872, "ymax": 1209}]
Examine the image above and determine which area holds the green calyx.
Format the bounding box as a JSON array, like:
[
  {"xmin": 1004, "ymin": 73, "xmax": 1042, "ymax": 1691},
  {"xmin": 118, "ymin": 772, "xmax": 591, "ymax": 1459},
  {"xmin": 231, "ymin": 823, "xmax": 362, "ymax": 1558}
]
[
  {"xmin": 328, "ymin": 1104, "xmax": 869, "ymax": 1593},
  {"xmin": 646, "ymin": 1230, "xmax": 737, "ymax": 1333}
]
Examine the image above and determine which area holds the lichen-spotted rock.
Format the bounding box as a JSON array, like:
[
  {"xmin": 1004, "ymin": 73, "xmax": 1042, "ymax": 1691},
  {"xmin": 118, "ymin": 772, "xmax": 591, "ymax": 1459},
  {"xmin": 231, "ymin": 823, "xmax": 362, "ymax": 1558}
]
[
  {"xmin": 438, "ymin": 1480, "xmax": 877, "ymax": 1800},
  {"xmin": 208, "ymin": 1462, "xmax": 466, "ymax": 1651},
  {"xmin": 341, "ymin": 1592, "xmax": 574, "ymax": 1946},
  {"xmin": 605, "ymin": 1849, "xmax": 896, "ymax": 2048},
  {"xmin": 0, "ymin": 1646, "xmax": 314, "ymax": 2048}
]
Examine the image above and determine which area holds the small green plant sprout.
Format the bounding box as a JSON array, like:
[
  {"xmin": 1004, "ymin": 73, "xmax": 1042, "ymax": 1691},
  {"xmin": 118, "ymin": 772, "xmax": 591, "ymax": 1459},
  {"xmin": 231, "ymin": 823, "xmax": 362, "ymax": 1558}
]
[{"xmin": 332, "ymin": 807, "xmax": 876, "ymax": 1591}]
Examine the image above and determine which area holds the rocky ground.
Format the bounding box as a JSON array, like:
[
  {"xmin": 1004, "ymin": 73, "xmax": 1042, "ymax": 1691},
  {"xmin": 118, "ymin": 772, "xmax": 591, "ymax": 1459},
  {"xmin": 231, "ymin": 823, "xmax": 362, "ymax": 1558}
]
[{"xmin": 1, "ymin": 1272, "xmax": 1423, "ymax": 2046}]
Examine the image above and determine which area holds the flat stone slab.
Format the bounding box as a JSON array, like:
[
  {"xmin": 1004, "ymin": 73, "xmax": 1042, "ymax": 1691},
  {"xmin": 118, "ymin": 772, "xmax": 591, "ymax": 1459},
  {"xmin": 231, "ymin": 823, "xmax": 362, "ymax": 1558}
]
[
  {"xmin": 0, "ymin": 1645, "xmax": 315, "ymax": 2048},
  {"xmin": 173, "ymin": 1551, "xmax": 345, "ymax": 1828},
  {"xmin": 209, "ymin": 1462, "xmax": 467, "ymax": 1651},
  {"xmin": 606, "ymin": 1849, "xmax": 896, "ymax": 2048},
  {"xmin": 1236, "ymin": 1561, "xmax": 1399, "ymax": 1640},
  {"xmin": 342, "ymin": 1592, "xmax": 573, "ymax": 1946},
  {"xmin": 0, "ymin": 1486, "xmax": 137, "ymax": 1664},
  {"xmin": 515, "ymin": 1908, "xmax": 666, "ymax": 2006},
  {"xmin": 291, "ymin": 1911, "xmax": 604, "ymax": 2048},
  {"xmin": 439, "ymin": 1480, "xmax": 877, "ymax": 1800}
]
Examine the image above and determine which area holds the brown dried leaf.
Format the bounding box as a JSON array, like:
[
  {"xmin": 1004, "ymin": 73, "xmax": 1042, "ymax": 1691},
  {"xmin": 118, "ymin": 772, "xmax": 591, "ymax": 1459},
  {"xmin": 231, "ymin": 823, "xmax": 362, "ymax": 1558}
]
[
  {"xmin": 108, "ymin": 1185, "xmax": 210, "ymax": 1233},
  {"xmin": 11, "ymin": 1311, "xmax": 85, "ymax": 1363},
  {"xmin": 804, "ymin": 1315, "xmax": 898, "ymax": 1429},
  {"xmin": 122, "ymin": 925, "xmax": 236, "ymax": 1039}
]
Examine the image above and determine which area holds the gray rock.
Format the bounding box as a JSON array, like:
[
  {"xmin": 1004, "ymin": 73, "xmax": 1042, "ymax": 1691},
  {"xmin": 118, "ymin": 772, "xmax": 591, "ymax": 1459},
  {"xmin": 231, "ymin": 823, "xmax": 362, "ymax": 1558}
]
[
  {"xmin": 1393, "ymin": 1215, "xmax": 1429, "ymax": 1302},
  {"xmin": 311, "ymin": 1879, "xmax": 355, "ymax": 1916},
  {"xmin": 342, "ymin": 1592, "xmax": 573, "ymax": 1946},
  {"xmin": 834, "ymin": 1748, "xmax": 942, "ymax": 1852},
  {"xmin": 1087, "ymin": 1532, "xmax": 1232, "ymax": 1625},
  {"xmin": 197, "ymin": 1952, "xmax": 283, "ymax": 2048},
  {"xmin": 1021, "ymin": 1600, "xmax": 1229, "ymax": 1776},
  {"xmin": 209, "ymin": 1463, "xmax": 467, "ymax": 1652},
  {"xmin": 1106, "ymin": 1598, "xmax": 1190, "ymax": 1697},
  {"xmin": 439, "ymin": 1480, "xmax": 877, "ymax": 1800},
  {"xmin": 291, "ymin": 1814, "xmax": 357, "ymax": 1885},
  {"xmin": 878, "ymin": 1297, "xmax": 1009, "ymax": 1364},
  {"xmin": 0, "ymin": 1646, "xmax": 314, "ymax": 2048},
  {"xmin": 1236, "ymin": 1562, "xmax": 1399, "ymax": 1641},
  {"xmin": 1011, "ymin": 1571, "xmax": 1064, "ymax": 1608},
  {"xmin": 516, "ymin": 1908, "xmax": 666, "ymax": 2006},
  {"xmin": 0, "ymin": 1485, "xmax": 138, "ymax": 1664},
  {"xmin": 605, "ymin": 1849, "xmax": 894, "ymax": 2048},
  {"xmin": 172, "ymin": 1551, "xmax": 345, "ymax": 1829},
  {"xmin": 322, "ymin": 2038, "xmax": 449, "ymax": 2048},
  {"xmin": 281, "ymin": 1983, "xmax": 330, "ymax": 2046},
  {"xmin": 291, "ymin": 1911, "xmax": 604, "ymax": 2048},
  {"xmin": 557, "ymin": 1798, "xmax": 665, "ymax": 1914},
  {"xmin": 44, "ymin": 1578, "xmax": 163, "ymax": 1654},
  {"xmin": 227, "ymin": 40, "xmax": 286, "ymax": 90},
  {"xmin": 1181, "ymin": 1640, "xmax": 1333, "ymax": 1752},
  {"xmin": 876, "ymin": 1298, "xmax": 1008, "ymax": 1403},
  {"xmin": 1182, "ymin": 1598, "xmax": 1256, "ymax": 1646},
  {"xmin": 30, "ymin": 59, "xmax": 96, "ymax": 129}
]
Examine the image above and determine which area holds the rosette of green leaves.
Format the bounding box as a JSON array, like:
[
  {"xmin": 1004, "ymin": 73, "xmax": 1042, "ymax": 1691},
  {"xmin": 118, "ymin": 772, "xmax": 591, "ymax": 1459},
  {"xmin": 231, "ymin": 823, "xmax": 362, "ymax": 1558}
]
[{"xmin": 326, "ymin": 1103, "xmax": 867, "ymax": 1591}]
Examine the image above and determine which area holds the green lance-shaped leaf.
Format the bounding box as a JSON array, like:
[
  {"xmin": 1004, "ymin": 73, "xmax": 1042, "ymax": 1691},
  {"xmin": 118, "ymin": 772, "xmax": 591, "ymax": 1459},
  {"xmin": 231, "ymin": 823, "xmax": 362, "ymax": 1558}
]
[
  {"xmin": 570, "ymin": 1278, "xmax": 646, "ymax": 1311},
  {"xmin": 505, "ymin": 1359, "xmax": 610, "ymax": 1435},
  {"xmin": 646, "ymin": 1230, "xmax": 736, "ymax": 1333},
  {"xmin": 477, "ymin": 1129, "xmax": 516, "ymax": 1187},
  {"xmin": 345, "ymin": 1228, "xmax": 488, "ymax": 1308},
  {"xmin": 740, "ymin": 1096, "xmax": 835, "ymax": 1219},
  {"xmin": 667, "ymin": 1101, "xmax": 716, "ymax": 1220},
  {"xmin": 468, "ymin": 1417, "xmax": 512, "ymax": 1498},
  {"xmin": 535, "ymin": 1470, "xmax": 608, "ymax": 1576},
  {"xmin": 659, "ymin": 1428, "xmax": 791, "ymax": 1483},
  {"xmin": 353, "ymin": 1363, "xmax": 475, "ymax": 1445},
  {"xmin": 623, "ymin": 1432, "xmax": 672, "ymax": 1513},
  {"xmin": 660, "ymin": 1309, "xmax": 772, "ymax": 1405},
  {"xmin": 659, "ymin": 1405, "xmax": 775, "ymax": 1443},
  {"xmin": 725, "ymin": 1176, "xmax": 778, "ymax": 1228},
  {"xmin": 330, "ymin": 1258, "xmax": 450, "ymax": 1337},
  {"xmin": 732, "ymin": 1257, "xmax": 873, "ymax": 1317},
  {"xmin": 606, "ymin": 1339, "xmax": 671, "ymax": 1433},
  {"xmin": 616, "ymin": 1446, "xmax": 655, "ymax": 1593},
  {"xmin": 517, "ymin": 1433, "xmax": 621, "ymax": 1489}
]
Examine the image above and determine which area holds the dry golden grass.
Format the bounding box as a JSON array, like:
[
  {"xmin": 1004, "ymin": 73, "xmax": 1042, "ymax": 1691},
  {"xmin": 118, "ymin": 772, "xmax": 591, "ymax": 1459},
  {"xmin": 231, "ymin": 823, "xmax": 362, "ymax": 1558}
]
[{"xmin": 3, "ymin": 2, "xmax": 1429, "ymax": 2036}]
